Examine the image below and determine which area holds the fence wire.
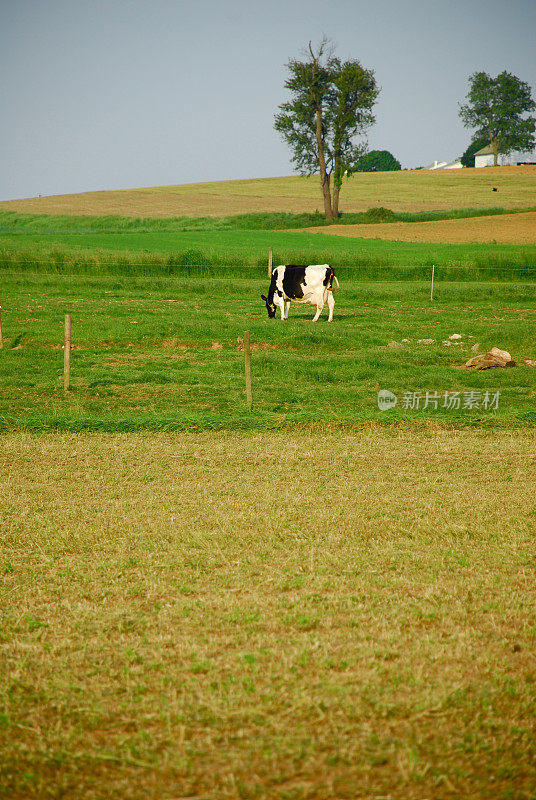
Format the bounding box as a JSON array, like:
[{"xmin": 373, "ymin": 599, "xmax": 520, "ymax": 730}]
[{"xmin": 1, "ymin": 264, "xmax": 536, "ymax": 275}]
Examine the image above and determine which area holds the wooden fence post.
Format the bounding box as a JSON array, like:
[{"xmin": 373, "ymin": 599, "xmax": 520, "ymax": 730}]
[
  {"xmin": 244, "ymin": 330, "xmax": 252, "ymax": 409},
  {"xmin": 64, "ymin": 314, "xmax": 71, "ymax": 391},
  {"xmin": 268, "ymin": 247, "xmax": 273, "ymax": 279},
  {"xmin": 430, "ymin": 265, "xmax": 435, "ymax": 302}
]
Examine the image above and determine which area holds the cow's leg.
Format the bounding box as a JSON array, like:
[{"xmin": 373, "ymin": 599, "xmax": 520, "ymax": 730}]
[
  {"xmin": 327, "ymin": 290, "xmax": 335, "ymax": 322},
  {"xmin": 312, "ymin": 302, "xmax": 324, "ymax": 322},
  {"xmin": 284, "ymin": 300, "xmax": 290, "ymax": 319},
  {"xmin": 274, "ymin": 296, "xmax": 285, "ymax": 320}
]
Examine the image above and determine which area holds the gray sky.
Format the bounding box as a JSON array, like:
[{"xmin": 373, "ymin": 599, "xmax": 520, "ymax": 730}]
[{"xmin": 1, "ymin": 0, "xmax": 535, "ymax": 201}]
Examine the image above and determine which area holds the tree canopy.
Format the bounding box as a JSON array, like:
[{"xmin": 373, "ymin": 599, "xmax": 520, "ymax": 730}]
[
  {"xmin": 460, "ymin": 136, "xmax": 489, "ymax": 168},
  {"xmin": 459, "ymin": 71, "xmax": 535, "ymax": 166},
  {"xmin": 274, "ymin": 39, "xmax": 379, "ymax": 219},
  {"xmin": 354, "ymin": 150, "xmax": 401, "ymax": 172}
]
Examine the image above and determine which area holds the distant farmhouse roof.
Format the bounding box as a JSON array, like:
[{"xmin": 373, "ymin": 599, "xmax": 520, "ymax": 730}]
[
  {"xmin": 443, "ymin": 158, "xmax": 463, "ymax": 169},
  {"xmin": 474, "ymin": 146, "xmax": 495, "ymax": 156},
  {"xmin": 425, "ymin": 158, "xmax": 462, "ymax": 170}
]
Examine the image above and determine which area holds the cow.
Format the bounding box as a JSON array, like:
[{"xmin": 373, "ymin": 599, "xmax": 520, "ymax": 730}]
[{"xmin": 261, "ymin": 264, "xmax": 339, "ymax": 322}]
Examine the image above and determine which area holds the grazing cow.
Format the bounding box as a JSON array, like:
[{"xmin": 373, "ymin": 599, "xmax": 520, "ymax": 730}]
[{"xmin": 261, "ymin": 264, "xmax": 339, "ymax": 322}]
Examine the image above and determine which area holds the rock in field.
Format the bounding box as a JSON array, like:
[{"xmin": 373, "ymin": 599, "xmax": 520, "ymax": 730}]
[
  {"xmin": 449, "ymin": 333, "xmax": 462, "ymax": 340},
  {"xmin": 524, "ymin": 357, "xmax": 536, "ymax": 367},
  {"xmin": 465, "ymin": 347, "xmax": 515, "ymax": 370},
  {"xmin": 417, "ymin": 338, "xmax": 435, "ymax": 344}
]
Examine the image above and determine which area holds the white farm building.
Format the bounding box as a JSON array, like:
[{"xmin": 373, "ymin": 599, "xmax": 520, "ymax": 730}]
[
  {"xmin": 425, "ymin": 158, "xmax": 463, "ymax": 170},
  {"xmin": 474, "ymin": 145, "xmax": 536, "ymax": 168}
]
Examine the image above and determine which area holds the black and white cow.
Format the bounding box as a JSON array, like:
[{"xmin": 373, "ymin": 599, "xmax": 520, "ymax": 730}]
[{"xmin": 261, "ymin": 264, "xmax": 339, "ymax": 322}]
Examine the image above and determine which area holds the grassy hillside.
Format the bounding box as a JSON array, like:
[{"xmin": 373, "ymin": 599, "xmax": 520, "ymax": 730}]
[
  {"xmin": 2, "ymin": 170, "xmax": 535, "ymax": 800},
  {"xmin": 2, "ymin": 166, "xmax": 536, "ymax": 217},
  {"xmin": 2, "ymin": 169, "xmax": 535, "ymax": 269}
]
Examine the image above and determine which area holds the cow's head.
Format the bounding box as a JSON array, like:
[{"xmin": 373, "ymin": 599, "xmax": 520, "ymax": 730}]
[{"xmin": 261, "ymin": 294, "xmax": 276, "ymax": 318}]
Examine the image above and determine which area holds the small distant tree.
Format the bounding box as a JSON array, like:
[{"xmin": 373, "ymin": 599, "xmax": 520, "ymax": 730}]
[
  {"xmin": 275, "ymin": 39, "xmax": 379, "ymax": 219},
  {"xmin": 459, "ymin": 71, "xmax": 536, "ymax": 165},
  {"xmin": 460, "ymin": 136, "xmax": 489, "ymax": 168},
  {"xmin": 354, "ymin": 150, "xmax": 401, "ymax": 172}
]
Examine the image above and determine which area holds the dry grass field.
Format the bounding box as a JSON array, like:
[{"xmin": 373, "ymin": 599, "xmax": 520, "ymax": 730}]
[
  {"xmin": 1, "ymin": 166, "xmax": 536, "ymax": 218},
  {"xmin": 1, "ymin": 429, "xmax": 536, "ymax": 800},
  {"xmin": 304, "ymin": 210, "xmax": 536, "ymax": 245}
]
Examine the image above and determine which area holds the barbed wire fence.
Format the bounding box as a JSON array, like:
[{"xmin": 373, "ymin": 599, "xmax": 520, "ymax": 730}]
[{"xmin": 2, "ymin": 264, "xmax": 536, "ymax": 276}]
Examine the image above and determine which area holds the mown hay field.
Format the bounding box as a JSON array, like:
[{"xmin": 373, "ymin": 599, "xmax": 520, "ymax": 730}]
[
  {"xmin": 1, "ymin": 429, "xmax": 536, "ymax": 800},
  {"xmin": 305, "ymin": 210, "xmax": 536, "ymax": 245},
  {"xmin": 2, "ymin": 166, "xmax": 536, "ymax": 218}
]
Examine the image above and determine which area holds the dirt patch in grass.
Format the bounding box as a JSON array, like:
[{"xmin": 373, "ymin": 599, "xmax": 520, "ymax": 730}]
[
  {"xmin": 160, "ymin": 339, "xmax": 190, "ymax": 349},
  {"xmin": 305, "ymin": 210, "xmax": 536, "ymax": 244},
  {"xmin": 1, "ymin": 429, "xmax": 536, "ymax": 799},
  {"xmin": 236, "ymin": 339, "xmax": 285, "ymax": 351},
  {"xmin": 159, "ymin": 339, "xmax": 283, "ymax": 351}
]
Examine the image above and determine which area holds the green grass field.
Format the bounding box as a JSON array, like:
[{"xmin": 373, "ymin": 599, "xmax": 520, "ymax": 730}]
[
  {"xmin": 1, "ymin": 273, "xmax": 535, "ymax": 431},
  {"xmin": 1, "ymin": 210, "xmax": 536, "ymax": 275},
  {"xmin": 2, "ymin": 206, "xmax": 535, "ymax": 230}
]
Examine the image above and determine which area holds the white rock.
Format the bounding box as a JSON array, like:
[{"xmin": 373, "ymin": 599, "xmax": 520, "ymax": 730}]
[
  {"xmin": 489, "ymin": 346, "xmax": 512, "ymax": 362},
  {"xmin": 449, "ymin": 333, "xmax": 462, "ymax": 340}
]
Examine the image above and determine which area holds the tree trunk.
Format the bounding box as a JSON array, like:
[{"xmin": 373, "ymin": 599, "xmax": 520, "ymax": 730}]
[
  {"xmin": 320, "ymin": 172, "xmax": 334, "ymax": 219},
  {"xmin": 314, "ymin": 105, "xmax": 334, "ymax": 219},
  {"xmin": 332, "ymin": 151, "xmax": 343, "ymax": 218},
  {"xmin": 491, "ymin": 137, "xmax": 499, "ymax": 166},
  {"xmin": 332, "ymin": 181, "xmax": 340, "ymax": 218}
]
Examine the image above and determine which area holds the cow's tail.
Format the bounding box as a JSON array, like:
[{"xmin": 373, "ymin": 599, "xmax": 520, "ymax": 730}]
[{"xmin": 328, "ymin": 267, "xmax": 340, "ymax": 291}]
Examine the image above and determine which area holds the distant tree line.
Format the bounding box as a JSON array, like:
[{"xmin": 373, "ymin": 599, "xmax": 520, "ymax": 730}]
[{"xmin": 353, "ymin": 150, "xmax": 401, "ymax": 172}]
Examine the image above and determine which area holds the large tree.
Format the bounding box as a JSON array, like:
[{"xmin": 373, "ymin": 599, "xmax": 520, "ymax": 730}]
[
  {"xmin": 274, "ymin": 40, "xmax": 379, "ymax": 219},
  {"xmin": 459, "ymin": 71, "xmax": 535, "ymax": 166}
]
